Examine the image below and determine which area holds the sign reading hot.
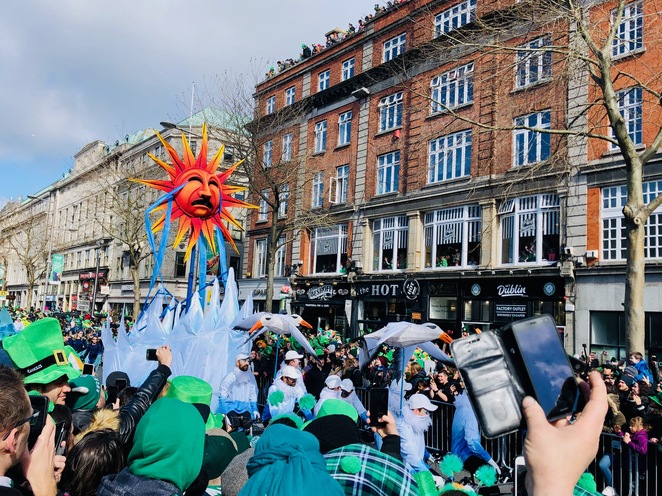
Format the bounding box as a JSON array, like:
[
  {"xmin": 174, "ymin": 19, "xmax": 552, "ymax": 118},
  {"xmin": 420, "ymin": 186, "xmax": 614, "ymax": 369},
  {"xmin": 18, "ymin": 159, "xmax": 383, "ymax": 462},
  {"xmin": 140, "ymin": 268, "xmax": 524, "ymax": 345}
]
[{"xmin": 402, "ymin": 279, "xmax": 420, "ymax": 300}]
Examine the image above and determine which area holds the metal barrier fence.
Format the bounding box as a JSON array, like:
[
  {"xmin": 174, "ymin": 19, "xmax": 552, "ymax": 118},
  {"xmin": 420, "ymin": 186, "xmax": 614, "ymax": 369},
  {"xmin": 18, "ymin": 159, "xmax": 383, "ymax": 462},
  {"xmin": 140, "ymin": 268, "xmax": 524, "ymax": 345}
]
[
  {"xmin": 355, "ymin": 388, "xmax": 660, "ymax": 495},
  {"xmin": 256, "ymin": 382, "xmax": 660, "ymax": 495}
]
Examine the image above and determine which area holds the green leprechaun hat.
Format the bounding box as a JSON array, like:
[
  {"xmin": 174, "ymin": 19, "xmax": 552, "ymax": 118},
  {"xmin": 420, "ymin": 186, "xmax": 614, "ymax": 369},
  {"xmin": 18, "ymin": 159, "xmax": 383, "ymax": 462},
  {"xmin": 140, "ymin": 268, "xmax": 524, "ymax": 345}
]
[
  {"xmin": 166, "ymin": 375, "xmax": 215, "ymax": 428},
  {"xmin": 2, "ymin": 318, "xmax": 81, "ymax": 385}
]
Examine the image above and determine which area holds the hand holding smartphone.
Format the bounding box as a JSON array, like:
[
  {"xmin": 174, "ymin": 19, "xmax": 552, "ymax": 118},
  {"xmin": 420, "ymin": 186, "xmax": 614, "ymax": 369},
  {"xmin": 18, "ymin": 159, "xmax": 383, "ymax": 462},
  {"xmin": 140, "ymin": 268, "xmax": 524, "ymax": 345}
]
[
  {"xmin": 369, "ymin": 387, "xmax": 389, "ymax": 426},
  {"xmin": 27, "ymin": 395, "xmax": 50, "ymax": 451},
  {"xmin": 451, "ymin": 315, "xmax": 580, "ymax": 438}
]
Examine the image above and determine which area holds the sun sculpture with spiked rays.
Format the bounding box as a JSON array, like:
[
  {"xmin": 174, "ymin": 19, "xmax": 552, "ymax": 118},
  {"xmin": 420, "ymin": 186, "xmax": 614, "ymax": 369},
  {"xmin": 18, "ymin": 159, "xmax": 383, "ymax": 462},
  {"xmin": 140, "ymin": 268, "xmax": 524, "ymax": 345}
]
[{"xmin": 133, "ymin": 123, "xmax": 256, "ymax": 261}]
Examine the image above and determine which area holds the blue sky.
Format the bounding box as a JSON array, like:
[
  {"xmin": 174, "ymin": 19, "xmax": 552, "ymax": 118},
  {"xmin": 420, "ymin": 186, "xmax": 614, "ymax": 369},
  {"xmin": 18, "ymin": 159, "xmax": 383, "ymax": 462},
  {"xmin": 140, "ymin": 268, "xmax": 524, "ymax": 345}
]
[{"xmin": 0, "ymin": 1, "xmax": 374, "ymax": 203}]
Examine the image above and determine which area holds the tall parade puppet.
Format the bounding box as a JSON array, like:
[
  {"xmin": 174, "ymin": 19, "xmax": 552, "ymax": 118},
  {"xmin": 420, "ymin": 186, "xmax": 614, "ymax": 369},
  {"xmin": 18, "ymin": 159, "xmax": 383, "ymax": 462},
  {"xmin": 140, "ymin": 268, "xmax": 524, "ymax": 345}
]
[{"xmin": 103, "ymin": 123, "xmax": 258, "ymax": 403}]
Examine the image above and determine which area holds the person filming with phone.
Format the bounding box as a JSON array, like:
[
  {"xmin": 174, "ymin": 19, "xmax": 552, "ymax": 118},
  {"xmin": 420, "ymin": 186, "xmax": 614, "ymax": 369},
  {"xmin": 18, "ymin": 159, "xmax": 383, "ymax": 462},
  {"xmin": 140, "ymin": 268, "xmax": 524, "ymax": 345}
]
[{"xmin": 0, "ymin": 366, "xmax": 59, "ymax": 496}]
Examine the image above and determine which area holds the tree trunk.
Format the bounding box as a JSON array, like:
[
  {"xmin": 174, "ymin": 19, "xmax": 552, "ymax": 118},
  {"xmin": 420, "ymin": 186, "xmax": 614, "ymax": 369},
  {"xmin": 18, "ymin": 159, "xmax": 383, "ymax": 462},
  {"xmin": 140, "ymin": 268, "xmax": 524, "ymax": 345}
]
[
  {"xmin": 265, "ymin": 248, "xmax": 275, "ymax": 313},
  {"xmin": 624, "ymin": 221, "xmax": 646, "ymax": 355},
  {"xmin": 623, "ymin": 153, "xmax": 647, "ymax": 356},
  {"xmin": 26, "ymin": 282, "xmax": 34, "ymax": 310},
  {"xmin": 131, "ymin": 265, "xmax": 141, "ymax": 323}
]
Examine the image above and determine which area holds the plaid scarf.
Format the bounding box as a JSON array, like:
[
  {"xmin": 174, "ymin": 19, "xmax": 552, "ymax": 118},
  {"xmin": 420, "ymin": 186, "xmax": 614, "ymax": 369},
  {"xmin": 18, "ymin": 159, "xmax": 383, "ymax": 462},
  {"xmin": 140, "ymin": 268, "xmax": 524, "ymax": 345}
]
[{"xmin": 324, "ymin": 443, "xmax": 419, "ymax": 496}]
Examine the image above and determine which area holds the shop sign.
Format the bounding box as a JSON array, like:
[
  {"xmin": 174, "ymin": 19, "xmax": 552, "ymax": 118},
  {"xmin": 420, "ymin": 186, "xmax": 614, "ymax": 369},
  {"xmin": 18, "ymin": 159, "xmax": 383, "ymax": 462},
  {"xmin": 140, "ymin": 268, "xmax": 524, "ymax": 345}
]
[
  {"xmin": 356, "ymin": 283, "xmax": 401, "ymax": 297},
  {"xmin": 495, "ymin": 303, "xmax": 527, "ymax": 318},
  {"xmin": 496, "ymin": 284, "xmax": 527, "ymax": 298},
  {"xmin": 402, "ymin": 279, "xmax": 420, "ymax": 300},
  {"xmin": 121, "ymin": 284, "xmax": 134, "ymax": 292}
]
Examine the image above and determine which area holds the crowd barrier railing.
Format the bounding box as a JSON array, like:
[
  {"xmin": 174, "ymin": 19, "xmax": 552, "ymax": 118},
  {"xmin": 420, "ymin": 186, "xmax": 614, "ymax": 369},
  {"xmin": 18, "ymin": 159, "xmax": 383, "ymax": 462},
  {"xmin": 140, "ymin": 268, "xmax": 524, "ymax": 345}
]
[{"xmin": 355, "ymin": 388, "xmax": 659, "ymax": 495}]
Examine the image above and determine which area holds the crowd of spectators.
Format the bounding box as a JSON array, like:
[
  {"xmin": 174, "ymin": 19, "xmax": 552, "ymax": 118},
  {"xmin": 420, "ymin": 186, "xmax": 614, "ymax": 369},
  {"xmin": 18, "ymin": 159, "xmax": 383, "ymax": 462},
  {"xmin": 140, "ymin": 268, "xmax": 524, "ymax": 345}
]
[
  {"xmin": 264, "ymin": 0, "xmax": 412, "ymax": 80},
  {"xmin": 0, "ymin": 307, "xmax": 657, "ymax": 495}
]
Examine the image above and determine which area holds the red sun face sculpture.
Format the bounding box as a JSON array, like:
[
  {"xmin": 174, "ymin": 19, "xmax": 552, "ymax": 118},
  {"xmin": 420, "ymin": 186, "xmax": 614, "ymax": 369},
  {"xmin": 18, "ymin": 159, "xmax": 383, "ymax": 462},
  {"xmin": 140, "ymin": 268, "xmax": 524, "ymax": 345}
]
[{"xmin": 134, "ymin": 123, "xmax": 256, "ymax": 260}]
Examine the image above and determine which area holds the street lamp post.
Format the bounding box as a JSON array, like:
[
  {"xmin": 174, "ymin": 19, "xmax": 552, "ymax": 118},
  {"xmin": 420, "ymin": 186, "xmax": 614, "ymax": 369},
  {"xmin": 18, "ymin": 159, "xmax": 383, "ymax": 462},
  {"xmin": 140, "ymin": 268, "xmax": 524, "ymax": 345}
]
[{"xmin": 90, "ymin": 240, "xmax": 109, "ymax": 315}]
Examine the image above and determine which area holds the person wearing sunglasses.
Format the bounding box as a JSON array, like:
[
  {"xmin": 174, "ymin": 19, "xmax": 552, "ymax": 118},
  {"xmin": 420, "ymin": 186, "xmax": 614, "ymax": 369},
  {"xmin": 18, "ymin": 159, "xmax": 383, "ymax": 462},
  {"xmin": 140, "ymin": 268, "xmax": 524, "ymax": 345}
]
[{"xmin": 0, "ymin": 366, "xmax": 58, "ymax": 496}]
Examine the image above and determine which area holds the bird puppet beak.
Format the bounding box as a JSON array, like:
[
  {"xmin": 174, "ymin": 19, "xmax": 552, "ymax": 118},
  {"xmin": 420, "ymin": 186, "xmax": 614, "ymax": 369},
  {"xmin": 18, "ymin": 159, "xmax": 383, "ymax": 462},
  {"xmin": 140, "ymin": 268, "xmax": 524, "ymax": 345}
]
[
  {"xmin": 438, "ymin": 332, "xmax": 454, "ymax": 344},
  {"xmin": 299, "ymin": 319, "xmax": 313, "ymax": 329},
  {"xmin": 248, "ymin": 322, "xmax": 263, "ymax": 335}
]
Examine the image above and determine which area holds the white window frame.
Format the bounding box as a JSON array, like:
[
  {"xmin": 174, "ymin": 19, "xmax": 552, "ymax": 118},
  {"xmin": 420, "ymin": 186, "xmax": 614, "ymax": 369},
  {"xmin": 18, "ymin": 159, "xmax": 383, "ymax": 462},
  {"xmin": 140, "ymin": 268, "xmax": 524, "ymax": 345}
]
[
  {"xmin": 434, "ymin": 0, "xmax": 477, "ymax": 37},
  {"xmin": 331, "ymin": 164, "xmax": 349, "ymax": 204},
  {"xmin": 285, "ymin": 86, "xmax": 296, "ymax": 106},
  {"xmin": 428, "ymin": 129, "xmax": 472, "ymax": 184},
  {"xmin": 383, "ymin": 33, "xmax": 406, "ymax": 62},
  {"xmin": 424, "ymin": 205, "xmax": 482, "ymax": 269},
  {"xmin": 430, "ymin": 62, "xmax": 474, "ymax": 113},
  {"xmin": 601, "ymin": 181, "xmax": 662, "ymax": 261},
  {"xmin": 612, "ymin": 1, "xmax": 644, "ymax": 58},
  {"xmin": 312, "ymin": 172, "xmax": 324, "ymax": 208},
  {"xmin": 498, "ymin": 194, "xmax": 560, "ymax": 265},
  {"xmin": 263, "ymin": 140, "xmax": 272, "ymax": 167},
  {"xmin": 278, "ymin": 184, "xmax": 289, "ymax": 219},
  {"xmin": 611, "ymin": 87, "xmax": 642, "ymax": 149},
  {"xmin": 314, "ymin": 120, "xmax": 327, "ymax": 153},
  {"xmin": 311, "ymin": 225, "xmax": 348, "ymax": 274},
  {"xmin": 515, "ymin": 36, "xmax": 552, "ymax": 89},
  {"xmin": 266, "ymin": 95, "xmax": 276, "ymax": 114},
  {"xmin": 342, "ymin": 58, "xmax": 355, "ymax": 80},
  {"xmin": 513, "ymin": 110, "xmax": 551, "ymax": 167},
  {"xmin": 282, "ymin": 133, "xmax": 293, "ymax": 162},
  {"xmin": 318, "ymin": 70, "xmax": 330, "ymax": 91},
  {"xmin": 258, "ymin": 189, "xmax": 269, "ymax": 222},
  {"xmin": 338, "ymin": 111, "xmax": 352, "ymax": 146},
  {"xmin": 379, "ymin": 92, "xmax": 403, "ymax": 132},
  {"xmin": 255, "ymin": 239, "xmax": 267, "ymax": 277},
  {"xmin": 274, "ymin": 237, "xmax": 286, "ymax": 277},
  {"xmin": 377, "ymin": 151, "xmax": 400, "ymax": 195},
  {"xmin": 372, "ymin": 216, "xmax": 409, "ymax": 272}
]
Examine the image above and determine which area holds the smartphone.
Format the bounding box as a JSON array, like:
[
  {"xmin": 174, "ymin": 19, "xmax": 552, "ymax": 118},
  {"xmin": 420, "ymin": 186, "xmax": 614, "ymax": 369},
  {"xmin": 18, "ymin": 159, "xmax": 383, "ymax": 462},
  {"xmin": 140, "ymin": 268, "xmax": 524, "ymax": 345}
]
[
  {"xmin": 500, "ymin": 315, "xmax": 580, "ymax": 421},
  {"xmin": 145, "ymin": 348, "xmax": 158, "ymax": 361},
  {"xmin": 451, "ymin": 330, "xmax": 524, "ymax": 438},
  {"xmin": 54, "ymin": 421, "xmax": 68, "ymax": 456},
  {"xmin": 369, "ymin": 387, "xmax": 389, "ymax": 425},
  {"xmin": 83, "ymin": 363, "xmax": 95, "ymax": 375},
  {"xmin": 28, "ymin": 395, "xmax": 49, "ymax": 450},
  {"xmin": 115, "ymin": 379, "xmax": 127, "ymax": 392}
]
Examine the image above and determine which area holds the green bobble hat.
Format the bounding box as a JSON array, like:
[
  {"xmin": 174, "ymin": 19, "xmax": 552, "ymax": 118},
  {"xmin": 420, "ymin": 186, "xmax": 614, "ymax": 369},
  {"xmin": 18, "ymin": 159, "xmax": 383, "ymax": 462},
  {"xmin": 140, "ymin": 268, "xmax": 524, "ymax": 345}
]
[
  {"xmin": 2, "ymin": 318, "xmax": 81, "ymax": 385},
  {"xmin": 67, "ymin": 375, "xmax": 102, "ymax": 411}
]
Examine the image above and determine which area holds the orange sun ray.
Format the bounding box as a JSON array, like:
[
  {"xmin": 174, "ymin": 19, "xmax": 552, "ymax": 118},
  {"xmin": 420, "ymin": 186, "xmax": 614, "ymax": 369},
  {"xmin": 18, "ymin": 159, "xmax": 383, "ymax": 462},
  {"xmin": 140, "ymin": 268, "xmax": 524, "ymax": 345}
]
[{"xmin": 134, "ymin": 122, "xmax": 256, "ymax": 262}]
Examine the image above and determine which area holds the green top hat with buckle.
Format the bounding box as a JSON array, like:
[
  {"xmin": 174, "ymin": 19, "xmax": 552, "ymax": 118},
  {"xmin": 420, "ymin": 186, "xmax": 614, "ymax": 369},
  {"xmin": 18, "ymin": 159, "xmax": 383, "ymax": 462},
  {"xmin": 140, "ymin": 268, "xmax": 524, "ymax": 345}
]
[{"xmin": 2, "ymin": 318, "xmax": 81, "ymax": 385}]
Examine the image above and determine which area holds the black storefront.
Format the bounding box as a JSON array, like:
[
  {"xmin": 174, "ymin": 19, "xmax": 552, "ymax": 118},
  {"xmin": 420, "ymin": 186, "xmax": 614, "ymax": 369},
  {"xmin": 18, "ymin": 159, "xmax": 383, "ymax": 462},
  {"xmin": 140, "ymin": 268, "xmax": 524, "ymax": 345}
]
[{"xmin": 293, "ymin": 273, "xmax": 566, "ymax": 340}]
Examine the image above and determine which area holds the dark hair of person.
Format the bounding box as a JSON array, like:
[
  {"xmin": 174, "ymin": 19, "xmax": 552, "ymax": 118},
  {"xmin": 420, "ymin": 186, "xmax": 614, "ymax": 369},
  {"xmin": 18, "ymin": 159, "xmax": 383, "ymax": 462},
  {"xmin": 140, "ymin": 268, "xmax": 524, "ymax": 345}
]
[
  {"xmin": 118, "ymin": 386, "xmax": 138, "ymax": 408},
  {"xmin": 0, "ymin": 366, "xmax": 31, "ymax": 432},
  {"xmin": 59, "ymin": 429, "xmax": 125, "ymax": 496},
  {"xmin": 269, "ymin": 416, "xmax": 298, "ymax": 429}
]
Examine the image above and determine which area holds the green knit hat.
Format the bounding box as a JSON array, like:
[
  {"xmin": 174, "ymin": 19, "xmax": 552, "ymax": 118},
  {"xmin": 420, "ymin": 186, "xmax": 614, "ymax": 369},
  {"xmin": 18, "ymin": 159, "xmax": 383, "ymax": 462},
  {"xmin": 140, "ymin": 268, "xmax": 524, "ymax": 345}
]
[
  {"xmin": 67, "ymin": 375, "xmax": 102, "ymax": 411},
  {"xmin": 317, "ymin": 399, "xmax": 359, "ymax": 422},
  {"xmin": 2, "ymin": 318, "xmax": 81, "ymax": 385}
]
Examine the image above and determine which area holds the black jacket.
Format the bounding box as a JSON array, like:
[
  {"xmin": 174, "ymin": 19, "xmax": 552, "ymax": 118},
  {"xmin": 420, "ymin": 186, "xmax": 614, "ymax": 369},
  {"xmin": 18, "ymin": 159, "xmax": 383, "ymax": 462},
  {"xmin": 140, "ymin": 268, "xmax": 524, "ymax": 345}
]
[{"xmin": 119, "ymin": 363, "xmax": 171, "ymax": 447}]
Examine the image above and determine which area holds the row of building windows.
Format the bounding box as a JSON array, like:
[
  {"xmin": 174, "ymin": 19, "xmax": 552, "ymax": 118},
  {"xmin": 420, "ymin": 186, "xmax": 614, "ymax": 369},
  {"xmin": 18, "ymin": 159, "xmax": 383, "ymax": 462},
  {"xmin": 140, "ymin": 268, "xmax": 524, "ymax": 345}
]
[
  {"xmin": 254, "ymin": 179, "xmax": 662, "ymax": 277},
  {"xmin": 264, "ymin": 1, "xmax": 643, "ymax": 116}
]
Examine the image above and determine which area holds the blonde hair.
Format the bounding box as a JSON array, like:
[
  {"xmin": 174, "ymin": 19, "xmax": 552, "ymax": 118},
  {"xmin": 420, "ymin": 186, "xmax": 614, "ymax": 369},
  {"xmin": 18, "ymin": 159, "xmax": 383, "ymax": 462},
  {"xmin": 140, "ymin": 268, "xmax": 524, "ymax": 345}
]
[{"xmin": 629, "ymin": 416, "xmax": 644, "ymax": 431}]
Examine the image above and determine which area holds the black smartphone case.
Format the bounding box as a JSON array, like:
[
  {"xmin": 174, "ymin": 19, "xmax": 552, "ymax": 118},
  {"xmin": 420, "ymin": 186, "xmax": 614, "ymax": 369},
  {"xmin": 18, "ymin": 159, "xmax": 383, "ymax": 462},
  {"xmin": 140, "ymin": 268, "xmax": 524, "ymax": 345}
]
[{"xmin": 450, "ymin": 330, "xmax": 526, "ymax": 438}]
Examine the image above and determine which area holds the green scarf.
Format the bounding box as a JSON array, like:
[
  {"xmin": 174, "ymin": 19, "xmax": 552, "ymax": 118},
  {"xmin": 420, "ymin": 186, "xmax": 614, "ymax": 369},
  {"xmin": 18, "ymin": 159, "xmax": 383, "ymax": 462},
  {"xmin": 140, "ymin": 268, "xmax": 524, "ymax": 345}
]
[
  {"xmin": 128, "ymin": 397, "xmax": 205, "ymax": 491},
  {"xmin": 240, "ymin": 424, "xmax": 344, "ymax": 496}
]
